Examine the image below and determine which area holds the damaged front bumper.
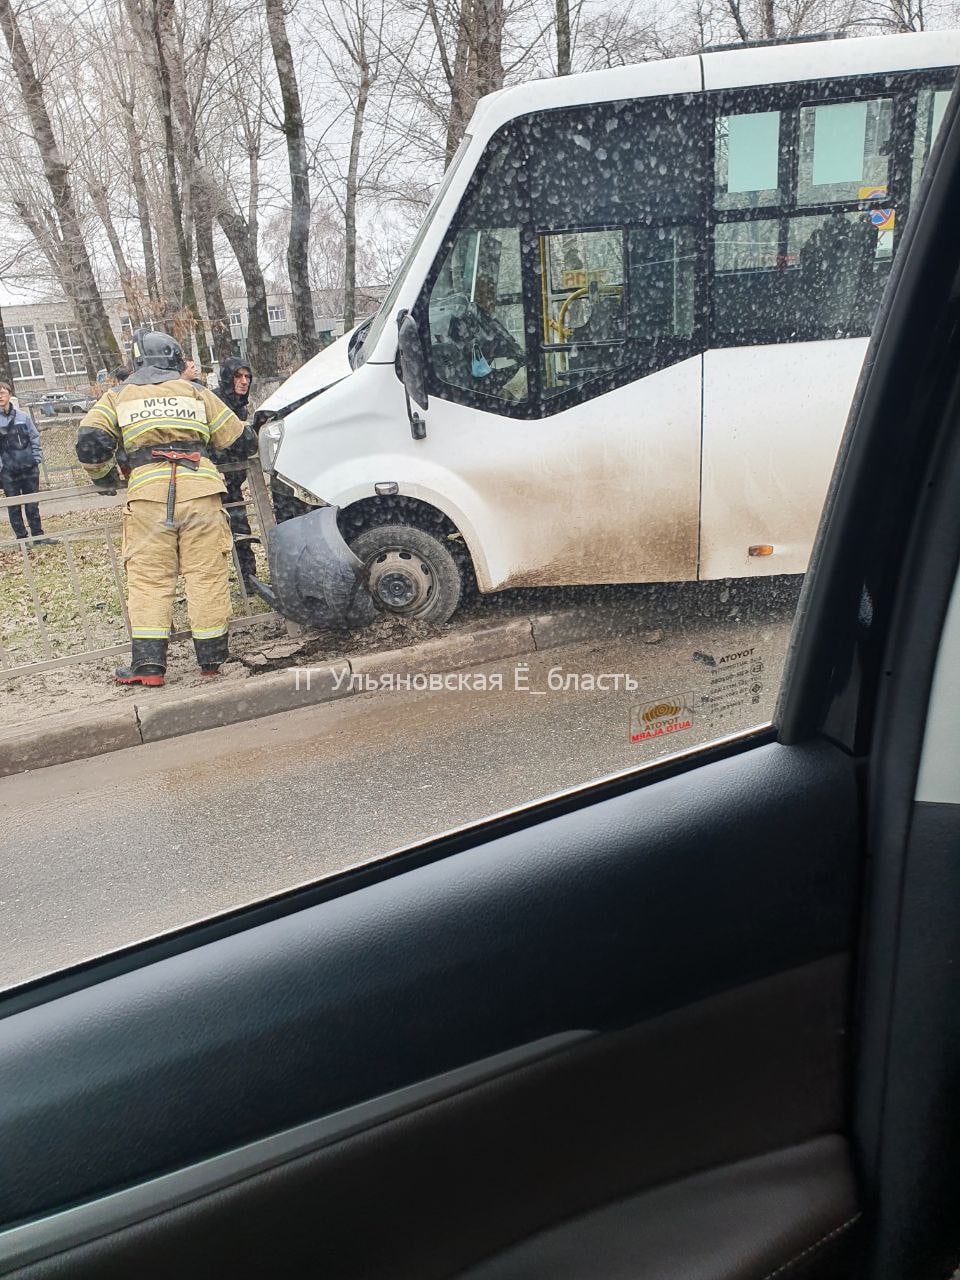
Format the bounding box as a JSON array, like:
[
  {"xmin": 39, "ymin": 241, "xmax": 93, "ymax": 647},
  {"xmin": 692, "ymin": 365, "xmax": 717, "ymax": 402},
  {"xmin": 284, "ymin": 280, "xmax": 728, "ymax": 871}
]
[{"xmin": 249, "ymin": 506, "xmax": 376, "ymax": 629}]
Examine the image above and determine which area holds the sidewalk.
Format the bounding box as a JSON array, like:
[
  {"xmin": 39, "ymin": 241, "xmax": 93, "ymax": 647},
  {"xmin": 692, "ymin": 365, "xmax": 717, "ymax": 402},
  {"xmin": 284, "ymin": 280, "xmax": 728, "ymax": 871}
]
[
  {"xmin": 0, "ymin": 610, "xmax": 607, "ymax": 778},
  {"xmin": 0, "ymin": 576, "xmax": 801, "ymax": 778}
]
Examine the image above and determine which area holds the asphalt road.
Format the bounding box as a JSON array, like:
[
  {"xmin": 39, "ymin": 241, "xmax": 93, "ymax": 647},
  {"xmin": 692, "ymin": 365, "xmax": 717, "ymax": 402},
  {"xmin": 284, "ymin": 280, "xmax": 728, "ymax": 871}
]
[{"xmin": 0, "ymin": 586, "xmax": 798, "ymax": 990}]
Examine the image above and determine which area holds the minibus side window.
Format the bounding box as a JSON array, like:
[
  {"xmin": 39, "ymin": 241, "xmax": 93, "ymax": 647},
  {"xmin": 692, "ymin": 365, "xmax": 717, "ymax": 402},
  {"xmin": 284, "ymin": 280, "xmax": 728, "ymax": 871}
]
[
  {"xmin": 796, "ymin": 97, "xmax": 893, "ymax": 206},
  {"xmin": 539, "ymin": 228, "xmax": 627, "ymax": 396},
  {"xmin": 711, "ymin": 82, "xmax": 904, "ymax": 348},
  {"xmin": 912, "ymin": 87, "xmax": 952, "ymax": 197},
  {"xmin": 529, "ymin": 95, "xmax": 706, "ymax": 404},
  {"xmin": 715, "ymin": 109, "xmax": 783, "ymax": 210},
  {"xmin": 426, "ymin": 137, "xmax": 530, "ymax": 405}
]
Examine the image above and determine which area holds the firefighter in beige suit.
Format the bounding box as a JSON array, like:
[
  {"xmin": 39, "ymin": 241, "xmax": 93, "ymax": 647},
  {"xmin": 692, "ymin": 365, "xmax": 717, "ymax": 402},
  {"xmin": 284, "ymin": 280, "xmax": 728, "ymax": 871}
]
[{"xmin": 76, "ymin": 329, "xmax": 257, "ymax": 686}]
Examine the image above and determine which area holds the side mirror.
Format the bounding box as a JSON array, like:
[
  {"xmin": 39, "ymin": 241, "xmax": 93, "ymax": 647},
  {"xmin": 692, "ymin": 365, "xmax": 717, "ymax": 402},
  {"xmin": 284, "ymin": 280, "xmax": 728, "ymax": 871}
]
[{"xmin": 397, "ymin": 311, "xmax": 428, "ymax": 440}]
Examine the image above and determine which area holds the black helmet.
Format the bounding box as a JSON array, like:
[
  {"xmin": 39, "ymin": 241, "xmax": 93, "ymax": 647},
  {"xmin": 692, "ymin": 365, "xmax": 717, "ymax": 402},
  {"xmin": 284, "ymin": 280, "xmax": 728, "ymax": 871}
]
[{"xmin": 130, "ymin": 328, "xmax": 185, "ymax": 373}]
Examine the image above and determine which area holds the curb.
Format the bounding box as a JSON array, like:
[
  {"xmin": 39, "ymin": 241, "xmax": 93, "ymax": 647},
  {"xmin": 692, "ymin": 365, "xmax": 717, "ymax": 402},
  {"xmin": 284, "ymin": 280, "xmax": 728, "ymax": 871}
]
[
  {"xmin": 0, "ymin": 612, "xmax": 603, "ymax": 778},
  {"xmin": 0, "ymin": 705, "xmax": 141, "ymax": 777}
]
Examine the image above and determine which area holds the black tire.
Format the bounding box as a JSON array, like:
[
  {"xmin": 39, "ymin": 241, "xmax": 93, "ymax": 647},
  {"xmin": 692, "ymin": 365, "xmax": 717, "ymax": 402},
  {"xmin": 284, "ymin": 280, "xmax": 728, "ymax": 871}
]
[{"xmin": 349, "ymin": 523, "xmax": 463, "ymax": 624}]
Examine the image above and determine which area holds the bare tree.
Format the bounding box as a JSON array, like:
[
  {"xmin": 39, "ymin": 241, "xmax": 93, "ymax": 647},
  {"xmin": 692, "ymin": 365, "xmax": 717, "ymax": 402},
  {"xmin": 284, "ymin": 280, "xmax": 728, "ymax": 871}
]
[
  {"xmin": 266, "ymin": 0, "xmax": 318, "ymax": 362},
  {"xmin": 315, "ymin": 0, "xmax": 391, "ymax": 329},
  {"xmin": 147, "ymin": 0, "xmax": 211, "ymax": 361},
  {"xmin": 115, "ymin": 56, "xmax": 163, "ymax": 308},
  {"xmin": 88, "ymin": 180, "xmax": 145, "ymax": 324},
  {"xmin": 862, "ymin": 0, "xmax": 925, "ymax": 28},
  {"xmin": 555, "ymin": 0, "xmax": 571, "ymax": 71},
  {"xmin": 0, "ymin": 0, "xmax": 119, "ymax": 373},
  {"xmin": 89, "ymin": 4, "xmax": 164, "ymax": 312},
  {"xmin": 122, "ymin": 0, "xmax": 249, "ymax": 363},
  {"xmin": 168, "ymin": 0, "xmax": 234, "ymax": 363},
  {"xmin": 423, "ymin": 0, "xmax": 505, "ymax": 162},
  {"xmin": 719, "ymin": 0, "xmax": 871, "ymax": 41},
  {"xmin": 573, "ymin": 0, "xmax": 668, "ymax": 67},
  {"xmin": 201, "ymin": 9, "xmax": 278, "ymax": 375}
]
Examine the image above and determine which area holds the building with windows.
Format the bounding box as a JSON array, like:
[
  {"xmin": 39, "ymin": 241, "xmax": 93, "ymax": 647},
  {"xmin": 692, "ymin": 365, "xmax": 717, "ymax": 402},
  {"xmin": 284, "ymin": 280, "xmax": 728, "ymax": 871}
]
[
  {"xmin": 225, "ymin": 286, "xmax": 387, "ymax": 356},
  {"xmin": 2, "ymin": 296, "xmax": 133, "ymax": 395},
  {"xmin": 3, "ymin": 285, "xmax": 388, "ymax": 396}
]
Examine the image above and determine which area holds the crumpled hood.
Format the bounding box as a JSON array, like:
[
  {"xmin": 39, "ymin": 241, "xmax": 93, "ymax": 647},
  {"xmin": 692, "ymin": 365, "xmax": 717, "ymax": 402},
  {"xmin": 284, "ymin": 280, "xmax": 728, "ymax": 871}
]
[{"xmin": 254, "ymin": 327, "xmax": 357, "ymax": 420}]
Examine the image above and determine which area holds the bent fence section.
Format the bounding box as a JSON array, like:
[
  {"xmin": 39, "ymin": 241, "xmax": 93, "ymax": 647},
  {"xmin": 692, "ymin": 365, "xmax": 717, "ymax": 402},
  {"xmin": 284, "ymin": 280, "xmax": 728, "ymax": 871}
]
[{"xmin": 0, "ymin": 461, "xmax": 289, "ymax": 682}]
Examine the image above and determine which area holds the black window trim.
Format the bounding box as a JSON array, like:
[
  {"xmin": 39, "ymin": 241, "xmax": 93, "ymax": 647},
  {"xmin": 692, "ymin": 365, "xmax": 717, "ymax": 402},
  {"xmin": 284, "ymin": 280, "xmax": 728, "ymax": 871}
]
[
  {"xmin": 414, "ymin": 98, "xmax": 710, "ymax": 420},
  {"xmin": 708, "ymin": 68, "xmax": 953, "ymax": 350},
  {"xmin": 414, "ymin": 67, "xmax": 956, "ymax": 420}
]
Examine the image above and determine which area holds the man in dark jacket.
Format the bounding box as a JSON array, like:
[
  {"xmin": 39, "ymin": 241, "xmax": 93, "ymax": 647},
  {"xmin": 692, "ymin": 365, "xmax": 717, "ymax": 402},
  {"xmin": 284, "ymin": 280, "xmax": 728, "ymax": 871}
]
[
  {"xmin": 0, "ymin": 380, "xmax": 48, "ymax": 543},
  {"xmin": 212, "ymin": 357, "xmax": 257, "ymax": 588}
]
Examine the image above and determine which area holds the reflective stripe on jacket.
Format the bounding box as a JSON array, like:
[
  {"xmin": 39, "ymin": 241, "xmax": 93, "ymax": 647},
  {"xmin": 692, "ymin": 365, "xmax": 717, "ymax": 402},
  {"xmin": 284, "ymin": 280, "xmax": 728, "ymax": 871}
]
[{"xmin": 77, "ymin": 377, "xmax": 250, "ymax": 502}]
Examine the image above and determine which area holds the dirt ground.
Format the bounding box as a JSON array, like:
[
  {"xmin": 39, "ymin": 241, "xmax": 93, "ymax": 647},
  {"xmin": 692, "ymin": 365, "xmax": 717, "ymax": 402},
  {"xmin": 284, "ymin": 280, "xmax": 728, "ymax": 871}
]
[
  {"xmin": 0, "ymin": 606, "xmax": 468, "ymax": 726},
  {"xmin": 0, "ymin": 422, "xmax": 462, "ymax": 724},
  {"xmin": 0, "ymin": 574, "xmax": 802, "ymax": 728}
]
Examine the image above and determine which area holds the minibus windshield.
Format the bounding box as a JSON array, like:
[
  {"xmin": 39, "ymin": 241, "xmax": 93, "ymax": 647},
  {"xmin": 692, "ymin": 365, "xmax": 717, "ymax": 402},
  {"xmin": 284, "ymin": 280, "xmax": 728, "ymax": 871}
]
[{"xmin": 351, "ymin": 136, "xmax": 472, "ymax": 368}]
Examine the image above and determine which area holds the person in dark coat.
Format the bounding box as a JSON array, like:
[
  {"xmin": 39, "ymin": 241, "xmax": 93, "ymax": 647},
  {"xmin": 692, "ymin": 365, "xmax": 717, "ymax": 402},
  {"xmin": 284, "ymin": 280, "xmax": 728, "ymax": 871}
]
[
  {"xmin": 212, "ymin": 357, "xmax": 257, "ymax": 588},
  {"xmin": 0, "ymin": 380, "xmax": 48, "ymax": 543}
]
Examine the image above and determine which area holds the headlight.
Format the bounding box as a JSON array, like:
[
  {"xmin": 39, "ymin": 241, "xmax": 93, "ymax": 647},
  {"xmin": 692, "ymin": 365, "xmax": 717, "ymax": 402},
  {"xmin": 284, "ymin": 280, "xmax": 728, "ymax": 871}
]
[{"xmin": 259, "ymin": 419, "xmax": 284, "ymax": 471}]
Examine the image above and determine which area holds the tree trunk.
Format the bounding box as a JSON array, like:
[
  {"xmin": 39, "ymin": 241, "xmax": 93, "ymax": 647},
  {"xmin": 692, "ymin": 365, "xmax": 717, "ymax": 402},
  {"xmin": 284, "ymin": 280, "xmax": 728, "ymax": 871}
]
[
  {"xmin": 0, "ymin": 0, "xmax": 120, "ymax": 372},
  {"xmin": 343, "ymin": 60, "xmax": 371, "ymax": 331},
  {"xmin": 216, "ymin": 202, "xmax": 277, "ymax": 376},
  {"xmin": 89, "ymin": 182, "xmax": 144, "ymax": 325},
  {"xmin": 444, "ymin": 0, "xmax": 474, "ymax": 164},
  {"xmin": 121, "ymin": 105, "xmax": 161, "ymax": 308},
  {"xmin": 473, "ymin": 0, "xmax": 504, "ymax": 97},
  {"xmin": 724, "ymin": 0, "xmax": 750, "ymax": 42},
  {"xmin": 266, "ymin": 0, "xmax": 318, "ymax": 364},
  {"xmin": 556, "ymin": 0, "xmax": 571, "ymax": 73},
  {"xmin": 119, "ymin": 0, "xmax": 172, "ymax": 318},
  {"xmin": 0, "ymin": 307, "xmax": 14, "ymax": 389},
  {"xmin": 759, "ymin": 0, "xmax": 775, "ymax": 38},
  {"xmin": 194, "ymin": 187, "xmax": 233, "ymax": 365},
  {"xmin": 11, "ymin": 194, "xmax": 102, "ymax": 379},
  {"xmin": 442, "ymin": 0, "xmax": 503, "ymax": 162},
  {"xmin": 151, "ymin": 0, "xmax": 210, "ymax": 363}
]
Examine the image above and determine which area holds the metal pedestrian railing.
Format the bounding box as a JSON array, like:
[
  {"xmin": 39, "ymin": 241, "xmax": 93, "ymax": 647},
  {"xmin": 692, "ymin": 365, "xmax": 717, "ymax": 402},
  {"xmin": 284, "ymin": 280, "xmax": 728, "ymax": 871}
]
[
  {"xmin": 35, "ymin": 414, "xmax": 90, "ymax": 490},
  {"xmin": 0, "ymin": 461, "xmax": 288, "ymax": 681}
]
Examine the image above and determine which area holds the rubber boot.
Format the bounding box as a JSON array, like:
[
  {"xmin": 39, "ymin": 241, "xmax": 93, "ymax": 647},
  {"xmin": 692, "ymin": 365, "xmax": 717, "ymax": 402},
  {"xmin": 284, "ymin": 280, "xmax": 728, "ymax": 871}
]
[
  {"xmin": 115, "ymin": 638, "xmax": 167, "ymax": 687},
  {"xmin": 194, "ymin": 634, "xmax": 229, "ymax": 677}
]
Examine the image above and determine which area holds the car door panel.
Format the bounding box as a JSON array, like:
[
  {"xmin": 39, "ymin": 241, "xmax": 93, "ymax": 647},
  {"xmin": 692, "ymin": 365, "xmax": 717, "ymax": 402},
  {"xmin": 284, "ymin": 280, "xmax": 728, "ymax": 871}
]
[
  {"xmin": 700, "ymin": 339, "xmax": 868, "ymax": 580},
  {"xmin": 7, "ymin": 956, "xmax": 849, "ymax": 1279},
  {"xmin": 460, "ymin": 1137, "xmax": 859, "ymax": 1280},
  {"xmin": 414, "ymin": 354, "xmax": 703, "ymax": 592},
  {"xmin": 0, "ymin": 740, "xmax": 858, "ymax": 1277}
]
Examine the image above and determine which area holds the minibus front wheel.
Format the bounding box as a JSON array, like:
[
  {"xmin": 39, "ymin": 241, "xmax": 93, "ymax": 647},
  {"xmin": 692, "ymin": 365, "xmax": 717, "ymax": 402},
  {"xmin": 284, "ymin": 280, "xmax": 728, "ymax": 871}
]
[{"xmin": 349, "ymin": 523, "xmax": 463, "ymax": 624}]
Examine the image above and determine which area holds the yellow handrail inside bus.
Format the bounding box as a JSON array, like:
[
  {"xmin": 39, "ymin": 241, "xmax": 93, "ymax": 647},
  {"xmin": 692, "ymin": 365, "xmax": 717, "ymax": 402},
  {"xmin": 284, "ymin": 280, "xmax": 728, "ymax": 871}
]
[{"xmin": 551, "ymin": 284, "xmax": 624, "ymax": 342}]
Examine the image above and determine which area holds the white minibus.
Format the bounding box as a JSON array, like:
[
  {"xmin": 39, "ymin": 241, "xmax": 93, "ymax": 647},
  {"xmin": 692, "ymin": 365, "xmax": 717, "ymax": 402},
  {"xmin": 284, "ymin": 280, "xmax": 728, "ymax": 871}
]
[{"xmin": 254, "ymin": 31, "xmax": 958, "ymax": 626}]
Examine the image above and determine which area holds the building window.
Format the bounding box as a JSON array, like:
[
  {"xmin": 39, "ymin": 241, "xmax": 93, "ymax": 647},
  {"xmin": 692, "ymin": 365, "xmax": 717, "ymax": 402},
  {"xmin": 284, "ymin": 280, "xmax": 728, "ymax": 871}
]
[
  {"xmin": 267, "ymin": 305, "xmax": 286, "ymax": 323},
  {"xmin": 7, "ymin": 326, "xmax": 43, "ymax": 379},
  {"xmin": 120, "ymin": 317, "xmax": 133, "ymax": 340},
  {"xmin": 46, "ymin": 324, "xmax": 85, "ymax": 376},
  {"xmin": 228, "ymin": 311, "xmax": 243, "ymax": 335}
]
